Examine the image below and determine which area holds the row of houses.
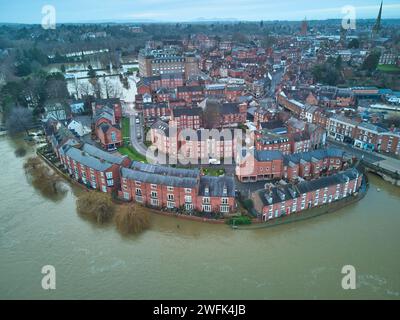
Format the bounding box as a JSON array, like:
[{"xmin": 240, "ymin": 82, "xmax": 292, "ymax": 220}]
[
  {"xmin": 143, "ymin": 99, "xmax": 248, "ymax": 129},
  {"xmin": 327, "ymin": 114, "xmax": 400, "ymax": 154},
  {"xmin": 252, "ymin": 167, "xmax": 363, "ymax": 221},
  {"xmin": 277, "ymin": 91, "xmax": 400, "ymax": 155},
  {"xmin": 45, "ymin": 121, "xmax": 236, "ymax": 214},
  {"xmin": 236, "ymin": 148, "xmax": 346, "ymax": 182},
  {"xmin": 119, "ymin": 162, "xmax": 236, "ymax": 213},
  {"xmin": 150, "ymin": 122, "xmax": 240, "ymax": 161},
  {"xmin": 136, "ymin": 73, "xmax": 250, "ymax": 107}
]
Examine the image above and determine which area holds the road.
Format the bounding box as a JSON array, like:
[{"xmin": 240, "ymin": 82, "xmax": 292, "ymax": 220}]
[
  {"xmin": 129, "ymin": 111, "xmax": 152, "ymax": 159},
  {"xmin": 268, "ymin": 69, "xmax": 284, "ymax": 97},
  {"xmin": 327, "ymin": 138, "xmax": 400, "ymax": 174}
]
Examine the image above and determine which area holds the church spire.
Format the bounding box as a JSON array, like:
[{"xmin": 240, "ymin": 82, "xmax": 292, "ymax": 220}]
[{"xmin": 372, "ymin": 1, "xmax": 383, "ymax": 36}]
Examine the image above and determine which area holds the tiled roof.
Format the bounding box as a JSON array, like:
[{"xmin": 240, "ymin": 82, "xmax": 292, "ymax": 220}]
[
  {"xmin": 121, "ymin": 167, "xmax": 198, "ymax": 188},
  {"xmin": 198, "ymin": 175, "xmax": 235, "ymax": 197}
]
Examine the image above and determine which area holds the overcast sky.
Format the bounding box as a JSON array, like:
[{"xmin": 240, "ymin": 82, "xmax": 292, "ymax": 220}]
[{"xmin": 0, "ymin": 0, "xmax": 399, "ymax": 24}]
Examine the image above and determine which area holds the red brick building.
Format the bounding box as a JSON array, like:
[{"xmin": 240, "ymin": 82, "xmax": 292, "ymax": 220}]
[
  {"xmin": 176, "ymin": 85, "xmax": 204, "ymax": 104},
  {"xmin": 95, "ymin": 122, "xmax": 122, "ymax": 151},
  {"xmin": 252, "ymin": 168, "xmax": 363, "ymax": 221},
  {"xmin": 92, "ymin": 98, "xmax": 122, "ymax": 123},
  {"xmin": 119, "ymin": 162, "xmax": 236, "ymax": 214},
  {"xmin": 170, "ymin": 107, "xmax": 203, "ymax": 130},
  {"xmin": 59, "ymin": 143, "xmax": 131, "ymax": 193},
  {"xmin": 236, "ymin": 148, "xmax": 345, "ymax": 182},
  {"xmin": 142, "ymin": 102, "xmax": 171, "ymax": 122}
]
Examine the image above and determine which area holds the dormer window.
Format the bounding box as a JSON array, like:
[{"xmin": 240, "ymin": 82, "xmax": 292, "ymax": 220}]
[
  {"xmin": 222, "ymin": 185, "xmax": 227, "ymax": 196},
  {"xmin": 204, "ymin": 186, "xmax": 209, "ymax": 196}
]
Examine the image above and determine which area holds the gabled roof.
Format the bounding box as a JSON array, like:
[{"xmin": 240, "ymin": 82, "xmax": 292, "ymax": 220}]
[
  {"xmin": 257, "ymin": 168, "xmax": 360, "ymax": 205},
  {"xmin": 283, "ymin": 148, "xmax": 344, "ymax": 165},
  {"xmin": 64, "ymin": 145, "xmax": 113, "ymax": 171},
  {"xmin": 297, "ymin": 168, "xmax": 359, "ymax": 194},
  {"xmin": 82, "ymin": 143, "xmax": 127, "ymax": 165},
  {"xmin": 198, "ymin": 175, "xmax": 235, "ymax": 197}
]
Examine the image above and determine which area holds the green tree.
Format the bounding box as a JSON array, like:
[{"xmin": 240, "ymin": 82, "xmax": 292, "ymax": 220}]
[
  {"xmin": 348, "ymin": 38, "xmax": 360, "ymax": 49},
  {"xmin": 362, "ymin": 51, "xmax": 381, "ymax": 72}
]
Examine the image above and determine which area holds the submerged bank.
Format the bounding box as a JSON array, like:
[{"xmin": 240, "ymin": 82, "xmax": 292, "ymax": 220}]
[{"xmin": 1, "ymin": 136, "xmax": 400, "ymax": 299}]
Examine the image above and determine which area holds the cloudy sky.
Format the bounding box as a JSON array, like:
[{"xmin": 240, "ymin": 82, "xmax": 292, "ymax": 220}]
[{"xmin": 0, "ymin": 0, "xmax": 399, "ymax": 23}]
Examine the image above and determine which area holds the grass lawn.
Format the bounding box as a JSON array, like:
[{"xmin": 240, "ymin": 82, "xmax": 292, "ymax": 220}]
[
  {"xmin": 202, "ymin": 167, "xmax": 225, "ymax": 176},
  {"xmin": 118, "ymin": 145, "xmax": 148, "ymax": 163},
  {"xmin": 121, "ymin": 117, "xmax": 130, "ymax": 139},
  {"xmin": 377, "ymin": 64, "xmax": 400, "ymax": 73}
]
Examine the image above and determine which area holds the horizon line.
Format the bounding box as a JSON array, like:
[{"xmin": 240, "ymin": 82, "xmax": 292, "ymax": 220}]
[{"xmin": 1, "ymin": 17, "xmax": 400, "ymax": 25}]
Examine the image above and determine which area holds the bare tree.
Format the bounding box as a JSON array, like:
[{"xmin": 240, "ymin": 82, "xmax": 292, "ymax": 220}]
[
  {"xmin": 90, "ymin": 78, "xmax": 102, "ymax": 99},
  {"xmin": 78, "ymin": 82, "xmax": 92, "ymax": 97},
  {"xmin": 203, "ymin": 100, "xmax": 221, "ymax": 129},
  {"xmin": 6, "ymin": 106, "xmax": 33, "ymax": 135},
  {"xmin": 24, "ymin": 156, "xmax": 66, "ymax": 200},
  {"xmin": 45, "ymin": 79, "xmax": 69, "ymax": 100},
  {"xmin": 114, "ymin": 205, "xmax": 151, "ymax": 235},
  {"xmin": 103, "ymin": 77, "xmax": 122, "ymax": 99},
  {"xmin": 76, "ymin": 191, "xmax": 115, "ymax": 224}
]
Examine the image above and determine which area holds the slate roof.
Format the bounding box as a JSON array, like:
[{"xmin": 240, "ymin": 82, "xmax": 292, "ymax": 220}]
[
  {"xmin": 172, "ymin": 107, "xmax": 202, "ymax": 117},
  {"xmin": 130, "ymin": 161, "xmax": 199, "ymax": 178},
  {"xmin": 121, "ymin": 167, "xmax": 198, "ymax": 188},
  {"xmin": 151, "ymin": 120, "xmax": 169, "ymax": 135},
  {"xmin": 254, "ymin": 150, "xmax": 283, "ymax": 161},
  {"xmin": 220, "ymin": 103, "xmax": 240, "ymax": 115},
  {"xmin": 257, "ymin": 184, "xmax": 298, "ymax": 206},
  {"xmin": 177, "ymin": 86, "xmax": 203, "ymax": 93},
  {"xmin": 296, "ymin": 168, "xmax": 359, "ymax": 194},
  {"xmin": 357, "ymin": 122, "xmax": 387, "ymax": 134},
  {"xmin": 283, "ymin": 148, "xmax": 344, "ymax": 165},
  {"xmin": 259, "ymin": 120, "xmax": 284, "ymax": 130},
  {"xmin": 64, "ymin": 146, "xmax": 113, "ymax": 171},
  {"xmin": 198, "ymin": 175, "xmax": 235, "ymax": 197},
  {"xmin": 257, "ymin": 168, "xmax": 360, "ymax": 205},
  {"xmin": 82, "ymin": 143, "xmax": 126, "ymax": 165}
]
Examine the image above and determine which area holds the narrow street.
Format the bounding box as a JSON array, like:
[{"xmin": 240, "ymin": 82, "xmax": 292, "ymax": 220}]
[{"xmin": 327, "ymin": 138, "xmax": 400, "ymax": 174}]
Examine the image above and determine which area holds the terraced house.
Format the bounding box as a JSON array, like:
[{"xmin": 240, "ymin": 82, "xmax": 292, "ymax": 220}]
[
  {"xmin": 252, "ymin": 168, "xmax": 363, "ymax": 221},
  {"xmin": 119, "ymin": 162, "xmax": 236, "ymax": 214},
  {"xmin": 236, "ymin": 148, "xmax": 345, "ymax": 182},
  {"xmin": 59, "ymin": 143, "xmax": 131, "ymax": 193}
]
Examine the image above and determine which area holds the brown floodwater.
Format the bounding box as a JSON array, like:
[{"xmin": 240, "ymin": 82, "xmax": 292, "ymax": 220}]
[{"xmin": 0, "ymin": 137, "xmax": 399, "ymax": 299}]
